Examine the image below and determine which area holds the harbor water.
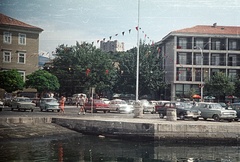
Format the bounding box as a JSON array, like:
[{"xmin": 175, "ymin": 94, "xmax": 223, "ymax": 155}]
[{"xmin": 1, "ymin": 134, "xmax": 240, "ymax": 162}]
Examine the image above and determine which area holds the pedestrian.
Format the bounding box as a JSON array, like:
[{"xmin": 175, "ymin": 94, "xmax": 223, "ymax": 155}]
[
  {"xmin": 59, "ymin": 96, "xmax": 65, "ymax": 115},
  {"xmin": 76, "ymin": 96, "xmax": 80, "ymax": 108},
  {"xmin": 226, "ymin": 101, "xmax": 231, "ymax": 109},
  {"xmin": 78, "ymin": 94, "xmax": 85, "ymax": 115}
]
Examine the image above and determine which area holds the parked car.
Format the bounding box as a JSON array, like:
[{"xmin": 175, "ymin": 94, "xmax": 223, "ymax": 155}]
[
  {"xmin": 10, "ymin": 97, "xmax": 35, "ymax": 112},
  {"xmin": 39, "ymin": 98, "xmax": 60, "ymax": 112},
  {"xmin": 192, "ymin": 102, "xmax": 237, "ymax": 121},
  {"xmin": 84, "ymin": 99, "xmax": 109, "ymax": 113},
  {"xmin": 157, "ymin": 101, "xmax": 201, "ymax": 120},
  {"xmin": 109, "ymin": 99, "xmax": 134, "ymax": 113},
  {"xmin": 230, "ymin": 103, "xmax": 240, "ymax": 121},
  {"xmin": 0, "ymin": 100, "xmax": 4, "ymax": 111},
  {"xmin": 155, "ymin": 100, "xmax": 170, "ymax": 112},
  {"xmin": 100, "ymin": 98, "xmax": 110, "ymax": 104},
  {"xmin": 140, "ymin": 99, "xmax": 155, "ymax": 114}
]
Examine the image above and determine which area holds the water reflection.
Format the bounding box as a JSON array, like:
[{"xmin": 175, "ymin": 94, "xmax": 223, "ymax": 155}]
[{"xmin": 1, "ymin": 135, "xmax": 240, "ymax": 161}]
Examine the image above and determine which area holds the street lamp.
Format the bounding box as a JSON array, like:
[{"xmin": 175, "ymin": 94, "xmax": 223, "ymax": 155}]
[{"xmin": 194, "ymin": 46, "xmax": 203, "ymax": 102}]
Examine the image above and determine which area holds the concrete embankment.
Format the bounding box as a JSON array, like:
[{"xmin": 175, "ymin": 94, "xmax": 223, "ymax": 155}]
[
  {"xmin": 1, "ymin": 116, "xmax": 240, "ymax": 144},
  {"xmin": 53, "ymin": 117, "xmax": 240, "ymax": 144}
]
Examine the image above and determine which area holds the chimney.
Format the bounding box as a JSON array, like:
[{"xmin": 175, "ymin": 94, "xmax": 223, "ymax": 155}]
[{"xmin": 212, "ymin": 23, "xmax": 217, "ymax": 27}]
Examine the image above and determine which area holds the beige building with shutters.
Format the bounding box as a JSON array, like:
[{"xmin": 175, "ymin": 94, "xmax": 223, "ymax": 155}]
[{"xmin": 0, "ymin": 13, "xmax": 43, "ymax": 81}]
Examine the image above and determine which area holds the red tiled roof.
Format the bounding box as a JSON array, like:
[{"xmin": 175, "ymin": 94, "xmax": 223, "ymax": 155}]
[
  {"xmin": 0, "ymin": 13, "xmax": 43, "ymax": 32},
  {"xmin": 172, "ymin": 25, "xmax": 240, "ymax": 35}
]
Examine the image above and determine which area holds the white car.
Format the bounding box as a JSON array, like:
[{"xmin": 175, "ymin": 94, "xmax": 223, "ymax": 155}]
[
  {"xmin": 39, "ymin": 98, "xmax": 60, "ymax": 112},
  {"xmin": 10, "ymin": 97, "xmax": 35, "ymax": 112},
  {"xmin": 109, "ymin": 99, "xmax": 134, "ymax": 113},
  {"xmin": 140, "ymin": 99, "xmax": 155, "ymax": 114}
]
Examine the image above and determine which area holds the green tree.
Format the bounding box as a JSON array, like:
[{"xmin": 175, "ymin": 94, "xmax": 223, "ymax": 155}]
[
  {"xmin": 234, "ymin": 76, "xmax": 240, "ymax": 97},
  {"xmin": 0, "ymin": 69, "xmax": 24, "ymax": 93},
  {"xmin": 114, "ymin": 42, "xmax": 165, "ymax": 99},
  {"xmin": 204, "ymin": 72, "xmax": 234, "ymax": 101},
  {"xmin": 25, "ymin": 70, "xmax": 60, "ymax": 94},
  {"xmin": 47, "ymin": 42, "xmax": 117, "ymax": 96}
]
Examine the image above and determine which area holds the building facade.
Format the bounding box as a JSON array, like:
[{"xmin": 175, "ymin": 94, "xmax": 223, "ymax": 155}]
[
  {"xmin": 100, "ymin": 40, "xmax": 124, "ymax": 52},
  {"xmin": 0, "ymin": 13, "xmax": 43, "ymax": 81},
  {"xmin": 157, "ymin": 24, "xmax": 240, "ymax": 101}
]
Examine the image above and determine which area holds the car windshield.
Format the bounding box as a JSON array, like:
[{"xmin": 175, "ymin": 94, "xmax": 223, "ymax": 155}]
[
  {"xmin": 179, "ymin": 102, "xmax": 192, "ymax": 109},
  {"xmin": 18, "ymin": 98, "xmax": 31, "ymax": 102},
  {"xmin": 45, "ymin": 99, "xmax": 57, "ymax": 102},
  {"xmin": 94, "ymin": 100, "xmax": 104, "ymax": 103}
]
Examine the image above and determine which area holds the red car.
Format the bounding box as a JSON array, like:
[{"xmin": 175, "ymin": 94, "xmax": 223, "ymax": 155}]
[{"xmin": 84, "ymin": 99, "xmax": 110, "ymax": 113}]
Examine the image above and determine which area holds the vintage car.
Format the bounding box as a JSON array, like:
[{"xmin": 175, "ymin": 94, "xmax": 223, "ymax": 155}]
[
  {"xmin": 154, "ymin": 100, "xmax": 170, "ymax": 113},
  {"xmin": 140, "ymin": 99, "xmax": 155, "ymax": 114},
  {"xmin": 39, "ymin": 98, "xmax": 60, "ymax": 112},
  {"xmin": 109, "ymin": 99, "xmax": 134, "ymax": 113},
  {"xmin": 84, "ymin": 99, "xmax": 109, "ymax": 113},
  {"xmin": 230, "ymin": 103, "xmax": 240, "ymax": 121},
  {"xmin": 192, "ymin": 102, "xmax": 237, "ymax": 121},
  {"xmin": 157, "ymin": 101, "xmax": 201, "ymax": 121},
  {"xmin": 10, "ymin": 97, "xmax": 35, "ymax": 112}
]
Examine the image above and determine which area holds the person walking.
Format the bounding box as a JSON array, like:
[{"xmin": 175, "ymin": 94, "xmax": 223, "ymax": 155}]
[
  {"xmin": 59, "ymin": 96, "xmax": 65, "ymax": 115},
  {"xmin": 78, "ymin": 95, "xmax": 85, "ymax": 115}
]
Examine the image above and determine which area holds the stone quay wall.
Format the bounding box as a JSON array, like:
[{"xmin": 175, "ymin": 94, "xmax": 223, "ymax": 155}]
[
  {"xmin": 2, "ymin": 116, "xmax": 240, "ymax": 144},
  {"xmin": 53, "ymin": 117, "xmax": 240, "ymax": 144}
]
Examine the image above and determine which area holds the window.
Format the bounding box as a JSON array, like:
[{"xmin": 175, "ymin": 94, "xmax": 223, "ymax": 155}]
[
  {"xmin": 178, "ymin": 38, "xmax": 187, "ymax": 49},
  {"xmin": 18, "ymin": 71, "xmax": 25, "ymax": 81},
  {"xmin": 3, "ymin": 32, "xmax": 12, "ymax": 44},
  {"xmin": 19, "ymin": 33, "xmax": 26, "ymax": 45},
  {"xmin": 195, "ymin": 39, "xmax": 204, "ymax": 49},
  {"xmin": 228, "ymin": 54, "xmax": 237, "ymax": 66},
  {"xmin": 229, "ymin": 40, "xmax": 237, "ymax": 50},
  {"xmin": 195, "ymin": 53, "xmax": 202, "ymax": 65},
  {"xmin": 18, "ymin": 52, "xmax": 26, "ymax": 64},
  {"xmin": 211, "ymin": 54, "xmax": 220, "ymax": 65},
  {"xmin": 3, "ymin": 51, "xmax": 11, "ymax": 62},
  {"xmin": 178, "ymin": 53, "xmax": 186, "ymax": 64}
]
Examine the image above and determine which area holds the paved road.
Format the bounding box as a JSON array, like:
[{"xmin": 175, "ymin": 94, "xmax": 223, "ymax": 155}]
[{"xmin": 0, "ymin": 105, "xmax": 161, "ymax": 120}]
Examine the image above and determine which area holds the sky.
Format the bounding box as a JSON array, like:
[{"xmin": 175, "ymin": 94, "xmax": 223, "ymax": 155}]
[{"xmin": 0, "ymin": 0, "xmax": 240, "ymax": 55}]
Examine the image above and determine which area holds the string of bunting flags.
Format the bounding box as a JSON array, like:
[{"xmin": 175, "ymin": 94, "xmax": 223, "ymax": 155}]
[{"xmin": 93, "ymin": 26, "xmax": 155, "ymax": 46}]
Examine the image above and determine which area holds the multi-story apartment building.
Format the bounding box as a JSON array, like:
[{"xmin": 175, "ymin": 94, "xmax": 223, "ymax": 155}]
[
  {"xmin": 157, "ymin": 24, "xmax": 240, "ymax": 101},
  {"xmin": 0, "ymin": 13, "xmax": 43, "ymax": 81},
  {"xmin": 100, "ymin": 40, "xmax": 124, "ymax": 52}
]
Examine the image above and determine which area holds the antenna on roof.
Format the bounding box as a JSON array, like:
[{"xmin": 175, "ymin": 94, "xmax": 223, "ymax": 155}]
[{"xmin": 212, "ymin": 23, "xmax": 217, "ymax": 27}]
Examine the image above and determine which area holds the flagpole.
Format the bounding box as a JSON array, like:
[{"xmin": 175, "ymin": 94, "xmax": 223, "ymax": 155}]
[{"xmin": 136, "ymin": 0, "xmax": 140, "ymax": 101}]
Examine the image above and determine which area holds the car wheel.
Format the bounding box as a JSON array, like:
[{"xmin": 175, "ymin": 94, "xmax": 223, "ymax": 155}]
[
  {"xmin": 31, "ymin": 109, "xmax": 33, "ymax": 112},
  {"xmin": 213, "ymin": 114, "xmax": 220, "ymax": 121},
  {"xmin": 193, "ymin": 117, "xmax": 199, "ymax": 121},
  {"xmin": 57, "ymin": 110, "xmax": 60, "ymax": 112},
  {"xmin": 52, "ymin": 110, "xmax": 54, "ymax": 112},
  {"xmin": 179, "ymin": 113, "xmax": 185, "ymax": 120},
  {"xmin": 116, "ymin": 108, "xmax": 120, "ymax": 113},
  {"xmin": 159, "ymin": 113, "xmax": 164, "ymax": 119},
  {"xmin": 40, "ymin": 109, "xmax": 43, "ymax": 112},
  {"xmin": 11, "ymin": 108, "xmax": 13, "ymax": 111},
  {"xmin": 228, "ymin": 119, "xmax": 233, "ymax": 122},
  {"xmin": 234, "ymin": 118, "xmax": 239, "ymax": 121}
]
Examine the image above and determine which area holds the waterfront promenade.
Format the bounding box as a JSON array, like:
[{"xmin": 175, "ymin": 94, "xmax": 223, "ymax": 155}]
[{"xmin": 1, "ymin": 106, "xmax": 240, "ymax": 144}]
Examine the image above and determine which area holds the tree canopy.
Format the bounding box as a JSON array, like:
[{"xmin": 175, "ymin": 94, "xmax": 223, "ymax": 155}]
[
  {"xmin": 45, "ymin": 42, "xmax": 118, "ymax": 97},
  {"xmin": 204, "ymin": 72, "xmax": 234, "ymax": 101},
  {"xmin": 25, "ymin": 70, "xmax": 60, "ymax": 94},
  {"xmin": 0, "ymin": 69, "xmax": 24, "ymax": 93}
]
